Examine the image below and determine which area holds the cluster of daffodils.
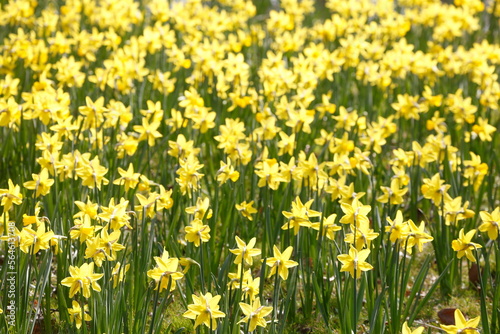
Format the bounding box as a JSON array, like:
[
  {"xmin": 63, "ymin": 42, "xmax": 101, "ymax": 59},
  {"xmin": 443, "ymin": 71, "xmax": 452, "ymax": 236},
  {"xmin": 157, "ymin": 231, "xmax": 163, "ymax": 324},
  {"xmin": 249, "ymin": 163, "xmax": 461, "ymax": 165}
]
[{"xmin": 1, "ymin": 0, "xmax": 499, "ymax": 332}]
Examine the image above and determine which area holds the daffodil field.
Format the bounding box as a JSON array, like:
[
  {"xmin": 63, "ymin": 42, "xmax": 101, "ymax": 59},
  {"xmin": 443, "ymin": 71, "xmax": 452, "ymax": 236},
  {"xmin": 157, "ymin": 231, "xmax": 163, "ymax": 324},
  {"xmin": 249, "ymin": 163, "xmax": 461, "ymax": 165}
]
[{"xmin": 1, "ymin": 0, "xmax": 500, "ymax": 333}]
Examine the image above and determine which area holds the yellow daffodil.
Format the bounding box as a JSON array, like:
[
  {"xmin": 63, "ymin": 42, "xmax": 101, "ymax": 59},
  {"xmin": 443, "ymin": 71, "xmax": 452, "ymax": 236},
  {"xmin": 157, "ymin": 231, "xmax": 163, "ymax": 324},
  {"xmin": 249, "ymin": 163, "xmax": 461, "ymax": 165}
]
[
  {"xmin": 98, "ymin": 198, "xmax": 131, "ymax": 229},
  {"xmin": 183, "ymin": 292, "xmax": 225, "ymax": 330},
  {"xmin": 184, "ymin": 218, "xmax": 210, "ymax": 247},
  {"xmin": 440, "ymin": 309, "xmax": 480, "ymax": 334},
  {"xmin": 110, "ymin": 262, "xmax": 130, "ymax": 288},
  {"xmin": 339, "ymin": 198, "xmax": 371, "ymax": 227},
  {"xmin": 452, "ymin": 229, "xmax": 482, "ymax": 262},
  {"xmin": 61, "ymin": 262, "xmax": 104, "ymax": 298},
  {"xmin": 216, "ymin": 160, "xmax": 240, "ymax": 185},
  {"xmin": 404, "ymin": 220, "xmax": 434, "ymax": 254},
  {"xmin": 133, "ymin": 117, "xmax": 163, "ymax": 147},
  {"xmin": 265, "ymin": 245, "xmax": 298, "ymax": 280},
  {"xmin": 0, "ymin": 179, "xmax": 23, "ymax": 211},
  {"xmin": 402, "ymin": 321, "xmax": 424, "ymax": 334},
  {"xmin": 19, "ymin": 221, "xmax": 55, "ymax": 254},
  {"xmin": 239, "ymin": 299, "xmax": 273, "ymax": 332},
  {"xmin": 385, "ymin": 210, "xmax": 410, "ymax": 244},
  {"xmin": 235, "ymin": 200, "xmax": 258, "ymax": 221},
  {"xmin": 255, "ymin": 158, "xmax": 284, "ymax": 190},
  {"xmin": 147, "ymin": 249, "xmax": 184, "ymax": 292},
  {"xmin": 344, "ymin": 224, "xmax": 379, "ymax": 250},
  {"xmin": 311, "ymin": 213, "xmax": 341, "ymax": 240},
  {"xmin": 421, "ymin": 173, "xmax": 450, "ymax": 206},
  {"xmin": 168, "ymin": 134, "xmax": 200, "ymax": 160},
  {"xmin": 185, "ymin": 197, "xmax": 212, "ymax": 220},
  {"xmin": 479, "ymin": 207, "xmax": 500, "ymax": 240},
  {"xmin": 377, "ymin": 179, "xmax": 408, "ymax": 205},
  {"xmin": 23, "ymin": 168, "xmax": 54, "ymax": 197},
  {"xmin": 113, "ymin": 163, "xmax": 140, "ymax": 191},
  {"xmin": 75, "ymin": 156, "xmax": 109, "ymax": 190},
  {"xmin": 442, "ymin": 196, "xmax": 475, "ymax": 225},
  {"xmin": 68, "ymin": 301, "xmax": 92, "ymax": 329},
  {"xmin": 175, "ymin": 154, "xmax": 204, "ymax": 196},
  {"xmin": 337, "ymin": 246, "xmax": 373, "ymax": 279},
  {"xmin": 229, "ymin": 236, "xmax": 261, "ymax": 265},
  {"xmin": 282, "ymin": 197, "xmax": 321, "ymax": 235},
  {"xmin": 73, "ymin": 197, "xmax": 98, "ymax": 220}
]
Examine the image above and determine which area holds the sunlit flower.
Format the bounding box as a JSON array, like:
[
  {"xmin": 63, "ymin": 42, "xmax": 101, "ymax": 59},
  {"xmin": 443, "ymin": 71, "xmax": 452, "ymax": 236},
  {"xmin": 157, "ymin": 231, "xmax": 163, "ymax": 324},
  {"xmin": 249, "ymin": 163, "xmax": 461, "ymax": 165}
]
[
  {"xmin": 147, "ymin": 249, "xmax": 184, "ymax": 292},
  {"xmin": 452, "ymin": 229, "xmax": 482, "ymax": 262},
  {"xmin": 440, "ymin": 309, "xmax": 480, "ymax": 334},
  {"xmin": 239, "ymin": 299, "xmax": 273, "ymax": 331},
  {"xmin": 402, "ymin": 321, "xmax": 424, "ymax": 334},
  {"xmin": 235, "ymin": 200, "xmax": 258, "ymax": 221},
  {"xmin": 61, "ymin": 262, "xmax": 104, "ymax": 298},
  {"xmin": 185, "ymin": 219, "xmax": 210, "ymax": 247},
  {"xmin": 23, "ymin": 168, "xmax": 54, "ymax": 197},
  {"xmin": 265, "ymin": 245, "xmax": 298, "ymax": 280},
  {"xmin": 68, "ymin": 301, "xmax": 92, "ymax": 329},
  {"xmin": 479, "ymin": 207, "xmax": 500, "ymax": 240},
  {"xmin": 282, "ymin": 197, "xmax": 321, "ymax": 235},
  {"xmin": 229, "ymin": 236, "xmax": 261, "ymax": 265},
  {"xmin": 337, "ymin": 246, "xmax": 373, "ymax": 279},
  {"xmin": 183, "ymin": 292, "xmax": 225, "ymax": 330}
]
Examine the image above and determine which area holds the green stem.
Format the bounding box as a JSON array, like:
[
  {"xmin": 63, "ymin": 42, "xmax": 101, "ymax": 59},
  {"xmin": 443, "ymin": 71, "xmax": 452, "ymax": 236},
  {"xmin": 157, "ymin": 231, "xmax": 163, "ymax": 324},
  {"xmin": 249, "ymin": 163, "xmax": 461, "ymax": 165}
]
[
  {"xmin": 148, "ymin": 283, "xmax": 161, "ymax": 334},
  {"xmin": 271, "ymin": 272, "xmax": 280, "ymax": 334},
  {"xmin": 476, "ymin": 248, "xmax": 490, "ymax": 334},
  {"xmin": 353, "ymin": 270, "xmax": 357, "ymax": 333},
  {"xmin": 200, "ymin": 242, "xmax": 206, "ymax": 294}
]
